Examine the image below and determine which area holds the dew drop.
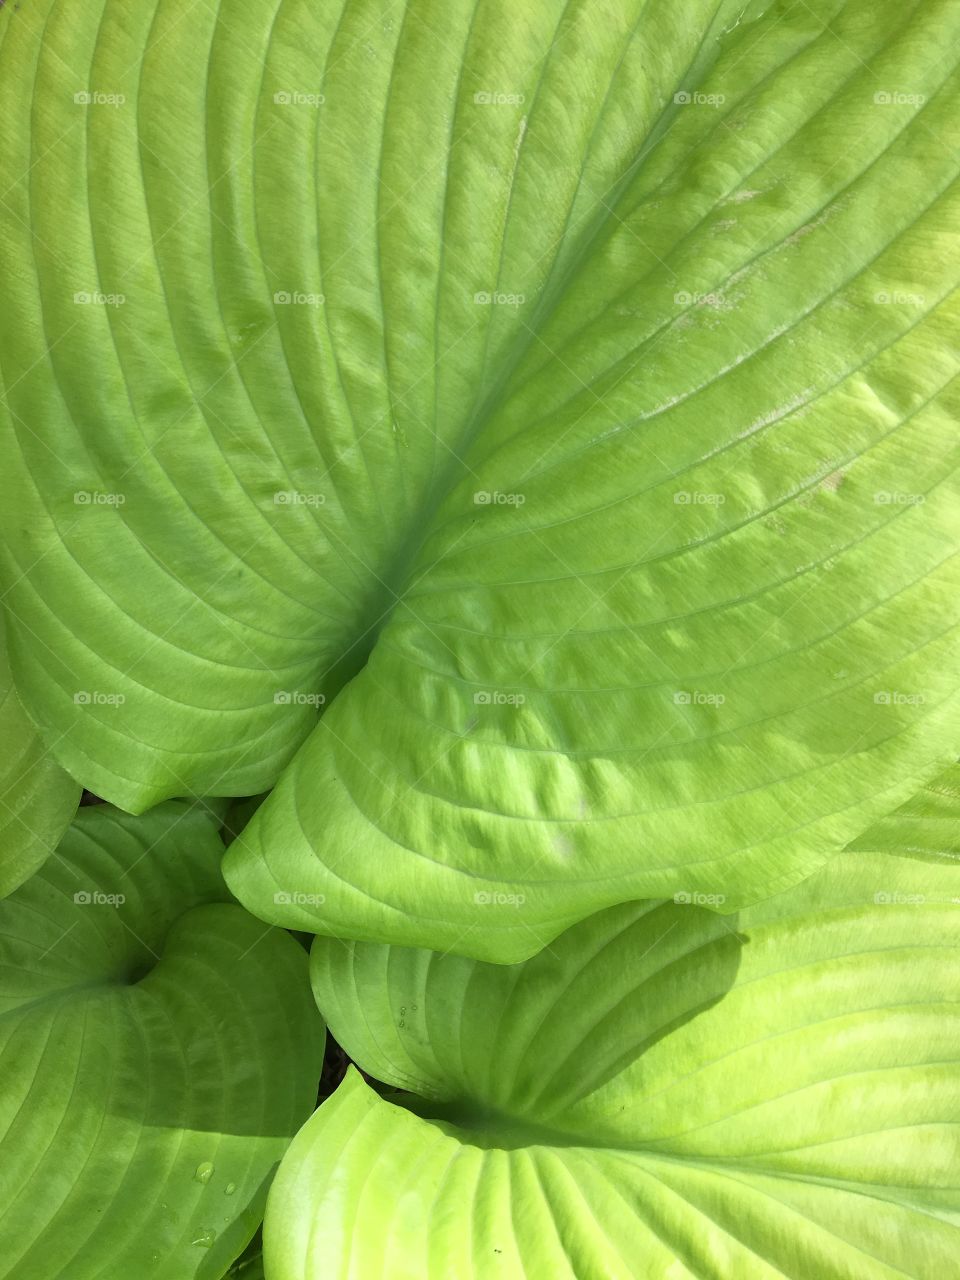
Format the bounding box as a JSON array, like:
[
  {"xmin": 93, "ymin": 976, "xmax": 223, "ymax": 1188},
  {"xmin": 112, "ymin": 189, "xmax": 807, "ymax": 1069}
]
[
  {"xmin": 193, "ymin": 1162, "xmax": 215, "ymax": 1185},
  {"xmin": 224, "ymin": 1182, "xmax": 237, "ymax": 1197},
  {"xmin": 191, "ymin": 1227, "xmax": 217, "ymax": 1249}
]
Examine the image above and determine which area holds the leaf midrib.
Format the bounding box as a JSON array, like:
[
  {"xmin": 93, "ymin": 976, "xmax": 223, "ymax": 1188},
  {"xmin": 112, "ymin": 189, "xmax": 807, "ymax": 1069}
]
[{"xmin": 352, "ymin": 0, "xmax": 753, "ymax": 666}]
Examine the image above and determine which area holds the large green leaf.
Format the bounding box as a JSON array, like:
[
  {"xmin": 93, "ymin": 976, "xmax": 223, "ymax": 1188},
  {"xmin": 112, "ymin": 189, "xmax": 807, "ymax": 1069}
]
[
  {"xmin": 266, "ymin": 848, "xmax": 960, "ymax": 1278},
  {"xmin": 1, "ymin": 0, "xmax": 958, "ymax": 958},
  {"xmin": 0, "ymin": 801, "xmax": 325, "ymax": 1280},
  {"xmin": 0, "ymin": 621, "xmax": 79, "ymax": 897}
]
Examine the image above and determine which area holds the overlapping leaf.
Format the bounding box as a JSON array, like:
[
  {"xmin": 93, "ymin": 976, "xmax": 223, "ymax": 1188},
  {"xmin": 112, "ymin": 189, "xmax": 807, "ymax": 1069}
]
[
  {"xmin": 0, "ymin": 801, "xmax": 325, "ymax": 1280},
  {"xmin": 0, "ymin": 0, "xmax": 957, "ymax": 958},
  {"xmin": 266, "ymin": 844, "xmax": 960, "ymax": 1278},
  {"xmin": 847, "ymin": 761, "xmax": 960, "ymax": 865}
]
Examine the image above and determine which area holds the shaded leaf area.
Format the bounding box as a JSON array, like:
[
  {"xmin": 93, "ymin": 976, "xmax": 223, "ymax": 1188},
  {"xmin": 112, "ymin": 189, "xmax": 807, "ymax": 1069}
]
[{"xmin": 0, "ymin": 802, "xmax": 325, "ymax": 1280}]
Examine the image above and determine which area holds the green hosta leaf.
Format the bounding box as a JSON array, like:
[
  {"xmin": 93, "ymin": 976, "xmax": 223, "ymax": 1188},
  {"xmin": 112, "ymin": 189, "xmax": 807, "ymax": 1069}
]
[
  {"xmin": 0, "ymin": 623, "xmax": 79, "ymax": 897},
  {"xmin": 0, "ymin": 802, "xmax": 324, "ymax": 1280},
  {"xmin": 266, "ymin": 850, "xmax": 960, "ymax": 1279},
  {"xmin": 1, "ymin": 0, "xmax": 958, "ymax": 957}
]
